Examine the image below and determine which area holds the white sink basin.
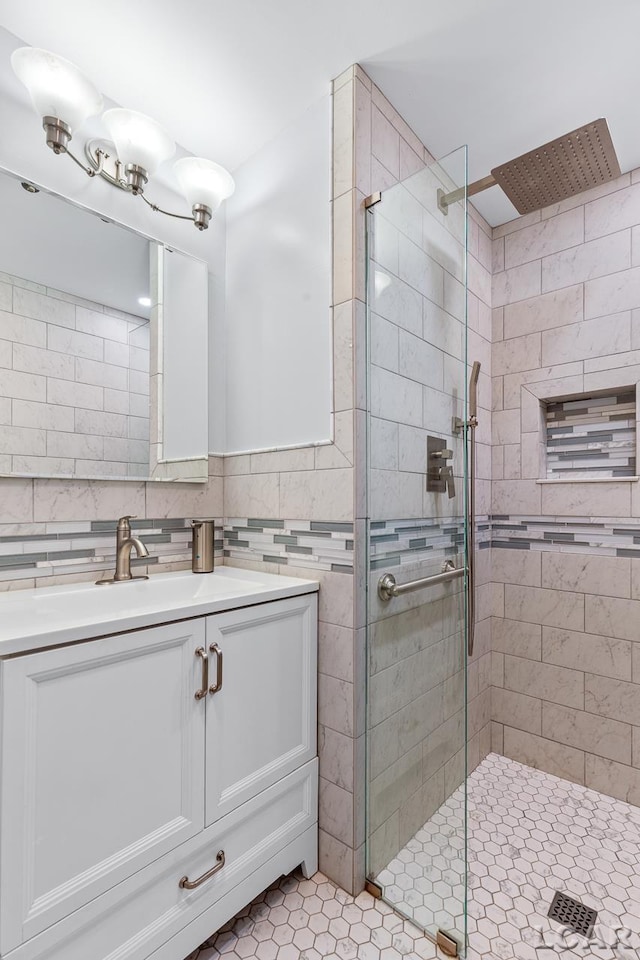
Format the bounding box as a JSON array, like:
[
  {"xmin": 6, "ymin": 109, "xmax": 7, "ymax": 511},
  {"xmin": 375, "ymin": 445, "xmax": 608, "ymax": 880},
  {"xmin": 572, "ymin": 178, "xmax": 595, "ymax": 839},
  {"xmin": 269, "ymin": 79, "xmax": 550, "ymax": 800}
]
[{"xmin": 0, "ymin": 567, "xmax": 319, "ymax": 656}]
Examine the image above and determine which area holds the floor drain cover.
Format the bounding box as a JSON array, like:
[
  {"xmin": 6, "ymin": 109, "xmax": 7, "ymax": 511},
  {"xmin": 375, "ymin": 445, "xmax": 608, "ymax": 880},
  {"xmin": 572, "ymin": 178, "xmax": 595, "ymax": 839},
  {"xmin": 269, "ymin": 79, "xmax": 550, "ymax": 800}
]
[{"xmin": 547, "ymin": 891, "xmax": 597, "ymax": 938}]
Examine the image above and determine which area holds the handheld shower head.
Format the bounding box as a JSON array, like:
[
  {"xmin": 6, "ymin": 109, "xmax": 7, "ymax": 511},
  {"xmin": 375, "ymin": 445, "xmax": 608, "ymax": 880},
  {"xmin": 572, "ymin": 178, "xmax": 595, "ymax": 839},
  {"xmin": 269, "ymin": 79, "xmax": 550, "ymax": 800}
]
[{"xmin": 469, "ymin": 360, "xmax": 481, "ymax": 420}]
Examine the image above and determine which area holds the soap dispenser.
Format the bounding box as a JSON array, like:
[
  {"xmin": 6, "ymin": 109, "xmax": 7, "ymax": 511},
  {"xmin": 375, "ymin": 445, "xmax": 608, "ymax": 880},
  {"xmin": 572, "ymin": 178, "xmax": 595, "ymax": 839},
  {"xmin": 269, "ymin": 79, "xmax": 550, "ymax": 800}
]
[{"xmin": 190, "ymin": 519, "xmax": 215, "ymax": 573}]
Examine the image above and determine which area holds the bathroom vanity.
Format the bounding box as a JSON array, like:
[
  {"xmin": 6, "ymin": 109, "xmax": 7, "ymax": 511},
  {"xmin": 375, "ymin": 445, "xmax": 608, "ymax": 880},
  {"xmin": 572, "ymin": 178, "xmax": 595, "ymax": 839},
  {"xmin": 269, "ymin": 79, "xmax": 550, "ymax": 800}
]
[{"xmin": 0, "ymin": 568, "xmax": 319, "ymax": 960}]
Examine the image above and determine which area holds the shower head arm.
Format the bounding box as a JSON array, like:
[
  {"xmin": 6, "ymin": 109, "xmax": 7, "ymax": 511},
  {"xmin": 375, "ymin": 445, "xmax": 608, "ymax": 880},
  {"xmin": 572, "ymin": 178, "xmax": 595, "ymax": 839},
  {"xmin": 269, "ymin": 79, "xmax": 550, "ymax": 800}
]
[{"xmin": 437, "ymin": 174, "xmax": 496, "ymax": 214}]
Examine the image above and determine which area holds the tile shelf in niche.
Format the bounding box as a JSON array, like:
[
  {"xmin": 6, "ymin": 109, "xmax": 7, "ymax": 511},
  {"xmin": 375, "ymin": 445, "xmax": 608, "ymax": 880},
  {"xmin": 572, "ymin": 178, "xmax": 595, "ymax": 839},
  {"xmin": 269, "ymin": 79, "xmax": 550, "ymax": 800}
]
[{"xmin": 536, "ymin": 477, "xmax": 639, "ymax": 484}]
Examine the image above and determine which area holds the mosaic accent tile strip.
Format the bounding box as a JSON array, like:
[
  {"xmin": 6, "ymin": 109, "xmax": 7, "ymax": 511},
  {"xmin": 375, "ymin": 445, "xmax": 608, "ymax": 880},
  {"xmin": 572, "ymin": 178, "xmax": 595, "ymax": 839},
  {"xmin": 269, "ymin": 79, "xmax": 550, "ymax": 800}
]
[
  {"xmin": 377, "ymin": 752, "xmax": 640, "ymax": 960},
  {"xmin": 186, "ymin": 868, "xmax": 437, "ymax": 960},
  {"xmin": 223, "ymin": 519, "xmax": 354, "ymax": 574},
  {"xmin": 368, "ymin": 517, "xmax": 489, "ymax": 569},
  {"xmin": 545, "ymin": 391, "xmax": 637, "ymax": 479},
  {"xmin": 490, "ymin": 514, "xmax": 640, "ymax": 557},
  {"xmin": 0, "ymin": 518, "xmax": 223, "ymax": 583}
]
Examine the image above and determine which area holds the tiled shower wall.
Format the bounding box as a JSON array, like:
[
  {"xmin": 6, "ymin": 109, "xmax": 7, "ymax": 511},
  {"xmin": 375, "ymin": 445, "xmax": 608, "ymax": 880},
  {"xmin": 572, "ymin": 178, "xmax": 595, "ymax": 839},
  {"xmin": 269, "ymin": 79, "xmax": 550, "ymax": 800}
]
[
  {"xmin": 0, "ymin": 274, "xmax": 151, "ymax": 478},
  {"xmin": 491, "ymin": 170, "xmax": 640, "ymax": 805}
]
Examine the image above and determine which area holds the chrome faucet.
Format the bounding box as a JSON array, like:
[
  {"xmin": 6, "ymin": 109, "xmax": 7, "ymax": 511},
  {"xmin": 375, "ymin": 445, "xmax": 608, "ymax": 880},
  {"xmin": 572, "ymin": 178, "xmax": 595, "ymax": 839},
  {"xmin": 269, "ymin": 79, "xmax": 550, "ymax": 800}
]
[{"xmin": 96, "ymin": 515, "xmax": 150, "ymax": 585}]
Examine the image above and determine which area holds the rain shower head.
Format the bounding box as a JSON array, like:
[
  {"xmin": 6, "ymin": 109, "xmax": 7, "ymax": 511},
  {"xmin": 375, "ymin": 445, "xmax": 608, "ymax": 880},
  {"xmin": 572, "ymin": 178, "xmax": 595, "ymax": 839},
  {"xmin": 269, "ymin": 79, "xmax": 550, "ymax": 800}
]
[
  {"xmin": 491, "ymin": 119, "xmax": 621, "ymax": 215},
  {"xmin": 438, "ymin": 118, "xmax": 621, "ymax": 216}
]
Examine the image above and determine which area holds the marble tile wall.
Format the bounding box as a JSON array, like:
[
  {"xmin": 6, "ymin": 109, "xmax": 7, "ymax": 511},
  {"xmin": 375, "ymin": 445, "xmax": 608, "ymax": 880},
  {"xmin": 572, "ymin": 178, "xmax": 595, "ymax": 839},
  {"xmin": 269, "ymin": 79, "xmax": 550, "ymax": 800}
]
[
  {"xmin": 491, "ymin": 170, "xmax": 640, "ymax": 801},
  {"xmin": 0, "ymin": 272, "xmax": 150, "ymax": 478}
]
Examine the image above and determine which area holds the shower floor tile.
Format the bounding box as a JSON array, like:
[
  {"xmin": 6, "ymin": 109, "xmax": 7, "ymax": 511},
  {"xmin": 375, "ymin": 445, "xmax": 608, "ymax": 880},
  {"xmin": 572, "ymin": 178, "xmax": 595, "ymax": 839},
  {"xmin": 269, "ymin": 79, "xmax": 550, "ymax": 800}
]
[
  {"xmin": 185, "ymin": 870, "xmax": 438, "ymax": 960},
  {"xmin": 376, "ymin": 752, "xmax": 640, "ymax": 959}
]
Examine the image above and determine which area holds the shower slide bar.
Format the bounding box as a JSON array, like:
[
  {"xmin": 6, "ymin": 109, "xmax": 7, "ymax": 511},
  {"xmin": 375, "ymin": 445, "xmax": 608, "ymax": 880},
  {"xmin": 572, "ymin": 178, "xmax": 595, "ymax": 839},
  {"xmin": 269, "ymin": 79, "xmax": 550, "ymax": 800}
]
[{"xmin": 377, "ymin": 560, "xmax": 464, "ymax": 602}]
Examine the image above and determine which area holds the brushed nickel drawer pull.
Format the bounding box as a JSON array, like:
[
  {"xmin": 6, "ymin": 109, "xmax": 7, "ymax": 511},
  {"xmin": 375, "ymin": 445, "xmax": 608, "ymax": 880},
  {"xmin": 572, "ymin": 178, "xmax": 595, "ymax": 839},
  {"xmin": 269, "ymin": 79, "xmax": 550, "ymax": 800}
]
[
  {"xmin": 179, "ymin": 849, "xmax": 225, "ymax": 889},
  {"xmin": 209, "ymin": 642, "xmax": 223, "ymax": 694},
  {"xmin": 194, "ymin": 647, "xmax": 208, "ymax": 700}
]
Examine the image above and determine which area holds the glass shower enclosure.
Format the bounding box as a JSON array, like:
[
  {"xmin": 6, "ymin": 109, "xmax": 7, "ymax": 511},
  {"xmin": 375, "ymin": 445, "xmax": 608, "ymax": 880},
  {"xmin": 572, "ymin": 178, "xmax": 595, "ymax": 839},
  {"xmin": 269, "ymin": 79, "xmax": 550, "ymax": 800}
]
[{"xmin": 364, "ymin": 146, "xmax": 472, "ymax": 957}]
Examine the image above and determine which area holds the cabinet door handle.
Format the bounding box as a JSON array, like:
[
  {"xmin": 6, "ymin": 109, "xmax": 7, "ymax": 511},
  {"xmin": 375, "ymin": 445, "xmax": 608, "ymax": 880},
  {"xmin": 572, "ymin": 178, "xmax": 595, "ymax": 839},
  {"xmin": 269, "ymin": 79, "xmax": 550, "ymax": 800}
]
[
  {"xmin": 179, "ymin": 850, "xmax": 225, "ymax": 889},
  {"xmin": 209, "ymin": 642, "xmax": 223, "ymax": 694},
  {"xmin": 194, "ymin": 647, "xmax": 208, "ymax": 700}
]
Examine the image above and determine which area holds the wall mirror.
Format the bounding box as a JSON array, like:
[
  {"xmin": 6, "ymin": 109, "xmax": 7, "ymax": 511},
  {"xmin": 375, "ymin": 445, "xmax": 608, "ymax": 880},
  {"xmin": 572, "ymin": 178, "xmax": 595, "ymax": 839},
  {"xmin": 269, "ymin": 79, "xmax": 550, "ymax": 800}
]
[{"xmin": 0, "ymin": 167, "xmax": 209, "ymax": 482}]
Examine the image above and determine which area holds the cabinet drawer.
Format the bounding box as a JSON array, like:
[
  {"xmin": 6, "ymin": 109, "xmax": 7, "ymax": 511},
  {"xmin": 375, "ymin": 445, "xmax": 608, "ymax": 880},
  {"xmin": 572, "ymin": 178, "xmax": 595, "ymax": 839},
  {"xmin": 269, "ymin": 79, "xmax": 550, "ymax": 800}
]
[
  {"xmin": 206, "ymin": 594, "xmax": 317, "ymax": 825},
  {"xmin": 8, "ymin": 760, "xmax": 318, "ymax": 960}
]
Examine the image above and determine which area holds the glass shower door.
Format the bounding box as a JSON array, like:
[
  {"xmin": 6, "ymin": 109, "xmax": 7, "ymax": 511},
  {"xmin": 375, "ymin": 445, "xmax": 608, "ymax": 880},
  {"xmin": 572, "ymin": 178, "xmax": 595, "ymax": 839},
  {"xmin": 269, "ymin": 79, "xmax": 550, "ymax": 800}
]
[{"xmin": 365, "ymin": 146, "xmax": 470, "ymax": 955}]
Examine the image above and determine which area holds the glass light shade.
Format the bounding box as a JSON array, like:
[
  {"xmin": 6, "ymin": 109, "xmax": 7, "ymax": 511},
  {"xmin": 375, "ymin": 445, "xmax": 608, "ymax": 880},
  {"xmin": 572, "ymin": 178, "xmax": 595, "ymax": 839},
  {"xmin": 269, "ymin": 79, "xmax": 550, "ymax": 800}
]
[
  {"xmin": 173, "ymin": 157, "xmax": 235, "ymax": 214},
  {"xmin": 11, "ymin": 47, "xmax": 103, "ymax": 130},
  {"xmin": 103, "ymin": 108, "xmax": 175, "ymax": 176}
]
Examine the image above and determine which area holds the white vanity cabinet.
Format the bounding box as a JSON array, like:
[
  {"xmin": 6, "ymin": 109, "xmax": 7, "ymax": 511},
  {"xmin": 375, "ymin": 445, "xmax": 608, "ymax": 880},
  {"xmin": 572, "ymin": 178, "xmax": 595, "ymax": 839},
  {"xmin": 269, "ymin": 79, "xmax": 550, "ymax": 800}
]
[{"xmin": 0, "ymin": 588, "xmax": 318, "ymax": 960}]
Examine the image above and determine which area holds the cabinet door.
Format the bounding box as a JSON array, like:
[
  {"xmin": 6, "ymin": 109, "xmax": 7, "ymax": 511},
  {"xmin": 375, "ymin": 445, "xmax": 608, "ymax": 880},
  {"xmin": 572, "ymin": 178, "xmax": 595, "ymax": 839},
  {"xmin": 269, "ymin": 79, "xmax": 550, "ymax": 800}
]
[
  {"xmin": 0, "ymin": 620, "xmax": 206, "ymax": 954},
  {"xmin": 205, "ymin": 594, "xmax": 317, "ymax": 826}
]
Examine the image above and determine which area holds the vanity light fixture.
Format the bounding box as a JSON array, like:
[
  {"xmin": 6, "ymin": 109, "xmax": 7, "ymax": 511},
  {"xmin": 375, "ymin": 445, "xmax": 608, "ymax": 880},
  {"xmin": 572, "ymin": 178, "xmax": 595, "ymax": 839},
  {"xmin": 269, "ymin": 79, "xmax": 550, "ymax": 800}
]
[{"xmin": 11, "ymin": 46, "xmax": 234, "ymax": 231}]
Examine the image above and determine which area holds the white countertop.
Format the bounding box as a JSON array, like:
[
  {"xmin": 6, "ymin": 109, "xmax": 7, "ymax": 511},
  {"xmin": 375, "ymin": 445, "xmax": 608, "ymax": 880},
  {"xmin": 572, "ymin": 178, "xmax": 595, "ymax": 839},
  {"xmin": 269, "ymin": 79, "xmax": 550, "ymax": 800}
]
[{"xmin": 0, "ymin": 567, "xmax": 319, "ymax": 657}]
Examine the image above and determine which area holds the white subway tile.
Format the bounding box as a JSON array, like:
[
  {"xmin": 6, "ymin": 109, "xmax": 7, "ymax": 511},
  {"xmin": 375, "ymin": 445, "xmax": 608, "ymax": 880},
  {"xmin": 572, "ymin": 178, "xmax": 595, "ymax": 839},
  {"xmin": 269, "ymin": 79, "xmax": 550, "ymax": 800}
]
[
  {"xmin": 75, "ymin": 409, "xmax": 129, "ymax": 438},
  {"xmin": 541, "ymin": 313, "xmax": 630, "ymax": 365},
  {"xmin": 503, "ymin": 284, "xmax": 583, "ymax": 339},
  {"xmin": 13, "ymin": 287, "xmax": 75, "ymax": 328},
  {"xmin": 492, "ymin": 617, "xmax": 542, "ymax": 660},
  {"xmin": 492, "ymin": 261, "xmax": 541, "ymax": 308},
  {"xmin": 0, "ymin": 310, "xmax": 46, "ymax": 347},
  {"xmin": 13, "ymin": 399, "xmax": 74, "ymax": 432},
  {"xmin": 586, "ymin": 754, "xmax": 640, "ymax": 805},
  {"xmin": 493, "ymin": 333, "xmax": 541, "ymax": 376},
  {"xmin": 503, "ymin": 727, "xmax": 585, "ymax": 784},
  {"xmin": 584, "ymin": 594, "xmax": 640, "ymax": 643},
  {"xmin": 504, "ymin": 655, "xmax": 584, "ymax": 709},
  {"xmin": 585, "ymin": 181, "xmax": 640, "ymax": 240},
  {"xmin": 103, "ymin": 437, "xmax": 149, "ymax": 464},
  {"xmin": 543, "ymin": 626, "xmax": 631, "ymax": 681},
  {"xmin": 75, "ymin": 357, "xmax": 128, "ymax": 391},
  {"xmin": 75, "ymin": 307, "xmax": 130, "ymax": 343},
  {"xmin": 47, "ymin": 377, "xmax": 103, "ymax": 410},
  {"xmin": 0, "ymin": 424, "xmax": 46, "ymax": 456},
  {"xmin": 585, "ymin": 674, "xmax": 640, "ymax": 725},
  {"xmin": 104, "ymin": 388, "xmax": 130, "ymax": 414},
  {"xmin": 541, "ymin": 553, "xmax": 630, "ymax": 599},
  {"xmin": 0, "ymin": 369, "xmax": 46, "ymax": 402},
  {"xmin": 47, "ymin": 325, "xmax": 103, "ymax": 361},
  {"xmin": 542, "ymin": 701, "xmax": 631, "ymax": 764},
  {"xmin": 541, "ymin": 481, "xmax": 631, "ymax": 518},
  {"xmin": 492, "ymin": 687, "xmax": 541, "ymax": 735},
  {"xmin": 47, "ymin": 431, "xmax": 104, "ymax": 460},
  {"xmin": 504, "ymin": 584, "xmax": 584, "ymax": 631},
  {"xmin": 33, "ymin": 478, "xmax": 144, "ymax": 522},
  {"xmin": 14, "ymin": 343, "xmax": 74, "ymax": 379},
  {"xmin": 103, "ymin": 340, "xmax": 130, "ymax": 367},
  {"xmin": 505, "ymin": 207, "xmax": 584, "ymax": 268},
  {"xmin": 371, "ymin": 106, "xmax": 400, "ymax": 179},
  {"xmin": 398, "ymin": 330, "xmax": 443, "ymax": 388},
  {"xmin": 398, "ymin": 235, "xmax": 443, "ymax": 305},
  {"xmin": 585, "ymin": 265, "xmax": 640, "ymax": 319},
  {"xmin": 492, "ymin": 479, "xmax": 541, "ymax": 514},
  {"xmin": 542, "ymin": 229, "xmax": 630, "ymax": 292}
]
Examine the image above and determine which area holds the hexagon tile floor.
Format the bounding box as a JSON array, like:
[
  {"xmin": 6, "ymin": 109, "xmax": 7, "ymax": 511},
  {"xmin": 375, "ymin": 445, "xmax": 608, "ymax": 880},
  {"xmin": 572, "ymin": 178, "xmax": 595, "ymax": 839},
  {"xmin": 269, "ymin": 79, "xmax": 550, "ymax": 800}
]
[
  {"xmin": 184, "ymin": 752, "xmax": 640, "ymax": 960},
  {"xmin": 185, "ymin": 872, "xmax": 438, "ymax": 960},
  {"xmin": 377, "ymin": 752, "xmax": 640, "ymax": 959}
]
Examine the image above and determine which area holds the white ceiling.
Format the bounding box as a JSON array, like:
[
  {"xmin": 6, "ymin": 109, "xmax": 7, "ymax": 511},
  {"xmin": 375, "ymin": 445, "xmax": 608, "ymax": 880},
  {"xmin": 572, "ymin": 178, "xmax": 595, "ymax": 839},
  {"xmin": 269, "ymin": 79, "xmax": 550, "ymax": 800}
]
[{"xmin": 1, "ymin": 0, "xmax": 640, "ymax": 225}]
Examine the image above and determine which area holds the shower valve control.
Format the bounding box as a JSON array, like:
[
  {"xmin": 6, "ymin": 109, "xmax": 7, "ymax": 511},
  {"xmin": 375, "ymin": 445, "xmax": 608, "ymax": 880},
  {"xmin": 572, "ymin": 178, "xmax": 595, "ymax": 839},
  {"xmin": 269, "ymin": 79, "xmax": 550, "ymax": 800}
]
[{"xmin": 426, "ymin": 436, "xmax": 456, "ymax": 498}]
